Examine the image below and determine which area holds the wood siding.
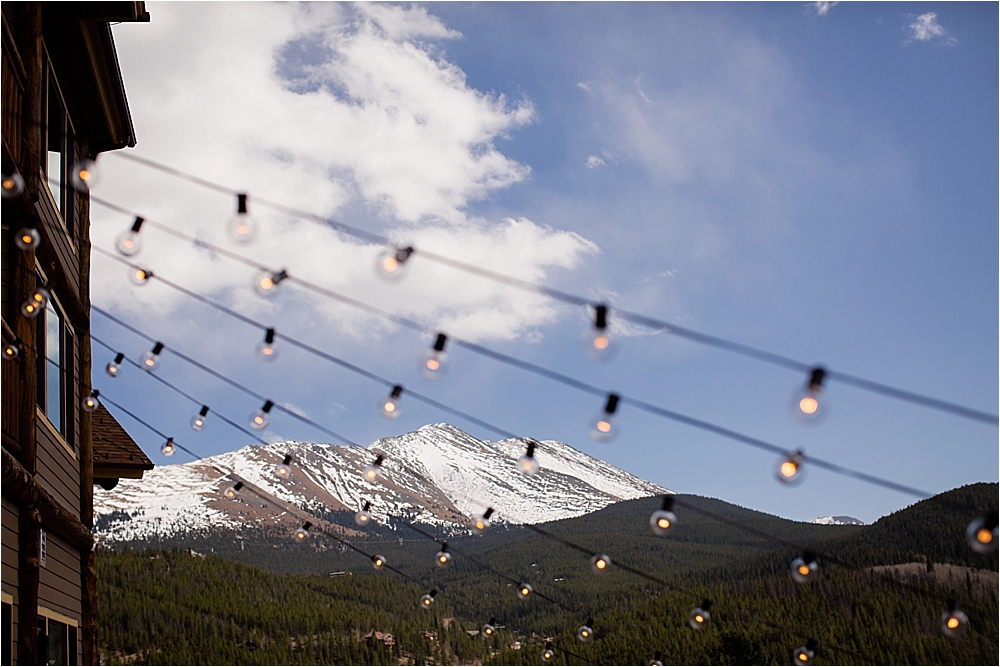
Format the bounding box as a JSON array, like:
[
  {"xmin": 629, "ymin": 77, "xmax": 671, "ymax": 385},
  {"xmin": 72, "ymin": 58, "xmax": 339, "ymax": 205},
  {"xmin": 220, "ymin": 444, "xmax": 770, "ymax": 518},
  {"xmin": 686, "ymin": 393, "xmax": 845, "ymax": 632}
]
[
  {"xmin": 2, "ymin": 498, "xmax": 18, "ymax": 663},
  {"xmin": 37, "ymin": 532, "xmax": 80, "ymax": 621},
  {"xmin": 33, "ymin": 418, "xmax": 79, "ymax": 519}
]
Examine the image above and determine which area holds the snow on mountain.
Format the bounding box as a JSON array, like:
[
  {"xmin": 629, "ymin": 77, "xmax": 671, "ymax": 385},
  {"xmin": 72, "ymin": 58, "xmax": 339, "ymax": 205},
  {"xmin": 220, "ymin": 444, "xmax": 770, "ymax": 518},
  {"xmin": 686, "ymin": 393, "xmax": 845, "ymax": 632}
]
[
  {"xmin": 810, "ymin": 515, "xmax": 866, "ymax": 526},
  {"xmin": 95, "ymin": 424, "xmax": 670, "ymax": 543}
]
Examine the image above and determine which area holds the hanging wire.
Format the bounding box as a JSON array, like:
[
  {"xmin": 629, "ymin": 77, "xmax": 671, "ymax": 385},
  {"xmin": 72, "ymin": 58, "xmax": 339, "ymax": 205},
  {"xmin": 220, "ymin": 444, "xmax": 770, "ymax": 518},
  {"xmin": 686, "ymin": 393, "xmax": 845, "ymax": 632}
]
[{"xmin": 95, "ymin": 159, "xmax": 999, "ymax": 426}]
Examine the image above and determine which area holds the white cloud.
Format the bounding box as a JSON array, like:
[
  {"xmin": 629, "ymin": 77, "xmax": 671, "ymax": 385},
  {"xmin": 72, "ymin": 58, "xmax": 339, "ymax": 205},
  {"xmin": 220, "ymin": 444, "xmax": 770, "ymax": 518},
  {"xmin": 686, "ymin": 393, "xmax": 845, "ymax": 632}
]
[
  {"xmin": 586, "ymin": 155, "xmax": 606, "ymax": 169},
  {"xmin": 94, "ymin": 2, "xmax": 597, "ymax": 347},
  {"xmin": 809, "ymin": 2, "xmax": 838, "ymax": 16},
  {"xmin": 906, "ymin": 13, "xmax": 956, "ymax": 45}
]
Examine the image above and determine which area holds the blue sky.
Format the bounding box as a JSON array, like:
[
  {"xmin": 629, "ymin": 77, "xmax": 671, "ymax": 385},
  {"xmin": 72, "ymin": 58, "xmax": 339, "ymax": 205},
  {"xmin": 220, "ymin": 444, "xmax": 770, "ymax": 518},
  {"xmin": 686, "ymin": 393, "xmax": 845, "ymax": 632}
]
[{"xmin": 92, "ymin": 2, "xmax": 997, "ymax": 524}]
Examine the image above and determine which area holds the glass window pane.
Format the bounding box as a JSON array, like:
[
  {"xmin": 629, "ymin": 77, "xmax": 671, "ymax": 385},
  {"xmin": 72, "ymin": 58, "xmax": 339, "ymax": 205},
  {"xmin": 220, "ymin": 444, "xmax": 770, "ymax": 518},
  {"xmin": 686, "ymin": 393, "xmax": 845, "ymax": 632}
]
[
  {"xmin": 45, "ymin": 301, "xmax": 61, "ymax": 433},
  {"xmin": 46, "ymin": 151, "xmax": 62, "ymax": 214},
  {"xmin": 46, "ymin": 620, "xmax": 65, "ymax": 666}
]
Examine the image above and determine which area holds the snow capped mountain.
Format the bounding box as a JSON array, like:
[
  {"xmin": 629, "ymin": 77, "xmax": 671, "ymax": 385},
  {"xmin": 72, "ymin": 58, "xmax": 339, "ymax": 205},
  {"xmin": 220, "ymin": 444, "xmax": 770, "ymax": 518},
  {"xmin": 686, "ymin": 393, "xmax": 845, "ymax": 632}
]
[
  {"xmin": 94, "ymin": 424, "xmax": 670, "ymax": 543},
  {"xmin": 810, "ymin": 515, "xmax": 866, "ymax": 526}
]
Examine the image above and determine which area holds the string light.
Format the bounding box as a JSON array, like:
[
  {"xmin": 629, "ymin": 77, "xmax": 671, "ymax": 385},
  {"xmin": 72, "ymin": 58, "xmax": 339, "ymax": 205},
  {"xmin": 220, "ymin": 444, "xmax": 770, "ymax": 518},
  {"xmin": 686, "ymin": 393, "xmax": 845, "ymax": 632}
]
[
  {"xmin": 257, "ymin": 328, "xmax": 278, "ymax": 361},
  {"xmin": 190, "ymin": 405, "xmax": 210, "ymax": 431},
  {"xmin": 435, "ymin": 542, "xmax": 452, "ymax": 568},
  {"xmin": 139, "ymin": 342, "xmax": 164, "ymax": 371},
  {"xmin": 966, "ymin": 512, "xmax": 998, "ymax": 554},
  {"xmin": 377, "ymin": 246, "xmax": 414, "ymax": 280},
  {"xmin": 362, "ymin": 454, "xmax": 384, "ymax": 481},
  {"xmin": 650, "ymin": 496, "xmax": 677, "ymax": 536},
  {"xmin": 372, "ymin": 554, "xmax": 386, "ymax": 570},
  {"xmin": 227, "ymin": 193, "xmax": 257, "ymax": 243},
  {"xmin": 590, "ymin": 553, "xmax": 611, "ymax": 574},
  {"xmin": 128, "ymin": 266, "xmax": 153, "ymax": 285},
  {"xmin": 577, "ymin": 618, "xmax": 594, "ymax": 642},
  {"xmin": 481, "ymin": 617, "xmax": 496, "ymax": 638},
  {"xmin": 14, "ymin": 227, "xmax": 40, "ymax": 251},
  {"xmin": 160, "ymin": 437, "xmax": 176, "ymax": 457},
  {"xmin": 20, "ymin": 287, "xmax": 49, "ymax": 318},
  {"xmin": 223, "ymin": 481, "xmax": 243, "ymax": 499},
  {"xmin": 250, "ymin": 400, "xmax": 274, "ymax": 430},
  {"xmin": 420, "ymin": 589, "xmax": 437, "ymax": 609},
  {"xmin": 81, "ymin": 390, "xmax": 100, "ymax": 413},
  {"xmin": 792, "ymin": 367, "xmax": 827, "ymax": 424},
  {"xmin": 3, "ymin": 342, "xmax": 20, "ymax": 362},
  {"xmin": 589, "ymin": 393, "xmax": 620, "ymax": 442},
  {"xmin": 517, "ymin": 582, "xmax": 532, "ymax": 599},
  {"xmin": 516, "ymin": 441, "xmax": 539, "ymax": 476},
  {"xmin": 292, "ymin": 521, "xmax": 312, "ymax": 542},
  {"xmin": 790, "ymin": 550, "xmax": 818, "ymax": 584},
  {"xmin": 582, "ymin": 304, "xmax": 614, "ymax": 362},
  {"xmin": 793, "ymin": 638, "xmax": 818, "ymax": 666},
  {"xmin": 472, "ymin": 507, "xmax": 494, "ymax": 535},
  {"xmin": 940, "ymin": 601, "xmax": 968, "ymax": 638},
  {"xmin": 419, "ymin": 333, "xmax": 448, "ymax": 380},
  {"xmin": 253, "ymin": 268, "xmax": 288, "ymax": 297},
  {"xmin": 106, "ymin": 353, "xmax": 125, "ymax": 377},
  {"xmin": 115, "ymin": 217, "xmax": 144, "ymax": 256},
  {"xmin": 379, "ymin": 385, "xmax": 403, "ymax": 419},
  {"xmin": 2, "ymin": 170, "xmax": 24, "ymax": 198},
  {"xmin": 71, "ymin": 159, "xmax": 99, "ymax": 190},
  {"xmin": 648, "ymin": 651, "xmax": 665, "ymax": 666},
  {"xmin": 688, "ymin": 600, "xmax": 711, "ymax": 630},
  {"xmin": 776, "ymin": 450, "xmax": 805, "ymax": 485},
  {"xmin": 274, "ymin": 454, "xmax": 292, "ymax": 478},
  {"xmin": 541, "ymin": 642, "xmax": 555, "ymax": 663},
  {"xmin": 354, "ymin": 501, "xmax": 373, "ymax": 527}
]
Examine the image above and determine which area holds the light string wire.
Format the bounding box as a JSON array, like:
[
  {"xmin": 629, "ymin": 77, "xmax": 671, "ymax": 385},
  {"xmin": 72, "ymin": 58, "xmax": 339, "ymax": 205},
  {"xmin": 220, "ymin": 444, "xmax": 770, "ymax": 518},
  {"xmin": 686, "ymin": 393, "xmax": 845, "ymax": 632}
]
[
  {"xmin": 88, "ymin": 241, "xmax": 979, "ymax": 514},
  {"xmin": 103, "ymin": 153, "xmax": 999, "ymax": 427}
]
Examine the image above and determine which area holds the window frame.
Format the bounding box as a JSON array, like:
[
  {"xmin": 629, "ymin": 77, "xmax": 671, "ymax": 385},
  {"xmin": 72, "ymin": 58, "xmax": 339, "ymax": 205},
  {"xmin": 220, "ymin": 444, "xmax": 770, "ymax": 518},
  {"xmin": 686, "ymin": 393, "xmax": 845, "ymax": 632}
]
[
  {"xmin": 34, "ymin": 279, "xmax": 75, "ymax": 452},
  {"xmin": 39, "ymin": 46, "xmax": 76, "ymax": 240}
]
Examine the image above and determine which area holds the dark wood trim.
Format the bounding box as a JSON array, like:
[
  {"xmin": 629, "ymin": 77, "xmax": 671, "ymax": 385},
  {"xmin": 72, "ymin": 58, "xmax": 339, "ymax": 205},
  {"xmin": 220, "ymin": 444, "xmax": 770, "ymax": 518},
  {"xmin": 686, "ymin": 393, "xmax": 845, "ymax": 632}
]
[
  {"xmin": 16, "ymin": 506, "xmax": 39, "ymax": 665},
  {"xmin": 78, "ymin": 189, "xmax": 96, "ymax": 665}
]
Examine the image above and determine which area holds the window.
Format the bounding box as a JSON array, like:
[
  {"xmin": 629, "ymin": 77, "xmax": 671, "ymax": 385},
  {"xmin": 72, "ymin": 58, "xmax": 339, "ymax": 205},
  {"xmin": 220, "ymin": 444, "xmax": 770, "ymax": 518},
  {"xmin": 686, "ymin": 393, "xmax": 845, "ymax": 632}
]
[
  {"xmin": 40, "ymin": 54, "xmax": 75, "ymax": 238},
  {"xmin": 1, "ymin": 600, "xmax": 10, "ymax": 667},
  {"xmin": 36, "ymin": 613, "xmax": 77, "ymax": 667},
  {"xmin": 35, "ymin": 286, "xmax": 74, "ymax": 449}
]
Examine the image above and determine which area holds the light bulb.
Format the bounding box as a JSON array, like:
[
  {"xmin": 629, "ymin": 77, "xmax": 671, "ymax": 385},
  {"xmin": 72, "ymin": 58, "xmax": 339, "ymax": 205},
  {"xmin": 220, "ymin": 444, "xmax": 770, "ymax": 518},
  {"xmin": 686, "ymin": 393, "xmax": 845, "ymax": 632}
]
[
  {"xmin": 71, "ymin": 159, "xmax": 99, "ymax": 190},
  {"xmin": 516, "ymin": 583, "xmax": 532, "ymax": 599},
  {"xmin": 688, "ymin": 600, "xmax": 711, "ymax": 630},
  {"xmin": 790, "ymin": 551, "xmax": 818, "ymax": 584},
  {"xmin": 140, "ymin": 343, "xmax": 164, "ymax": 372},
  {"xmin": 81, "ymin": 391, "xmax": 100, "ymax": 413},
  {"xmin": 20, "ymin": 287, "xmax": 49, "ymax": 318},
  {"xmin": 190, "ymin": 405, "xmax": 210, "ymax": 431},
  {"xmin": 372, "ymin": 554, "xmax": 386, "ymax": 570},
  {"xmin": 516, "ymin": 441, "xmax": 540, "ymax": 476},
  {"xmin": 3, "ymin": 343, "xmax": 20, "ymax": 362},
  {"xmin": 473, "ymin": 507, "xmax": 495, "ymax": 535},
  {"xmin": 582, "ymin": 304, "xmax": 615, "ymax": 362},
  {"xmin": 435, "ymin": 544, "xmax": 452, "ymax": 568},
  {"xmin": 293, "ymin": 522, "xmax": 312, "ymax": 543},
  {"xmin": 589, "ymin": 393, "xmax": 620, "ymax": 442},
  {"xmin": 419, "ymin": 333, "xmax": 448, "ymax": 380},
  {"xmin": 250, "ymin": 400, "xmax": 274, "ymax": 430},
  {"xmin": 577, "ymin": 620, "xmax": 594, "ymax": 642},
  {"xmin": 161, "ymin": 438, "xmax": 176, "ymax": 457},
  {"xmin": 776, "ymin": 450, "xmax": 806, "ymax": 485},
  {"xmin": 379, "ymin": 385, "xmax": 403, "ymax": 419},
  {"xmin": 227, "ymin": 193, "xmax": 257, "ymax": 243},
  {"xmin": 15, "ymin": 227, "xmax": 40, "ymax": 250},
  {"xmin": 106, "ymin": 353, "xmax": 125, "ymax": 378},
  {"xmin": 966, "ymin": 513, "xmax": 998, "ymax": 554},
  {"xmin": 362, "ymin": 455, "xmax": 384, "ymax": 481},
  {"xmin": 274, "ymin": 454, "xmax": 292, "ymax": 478},
  {"xmin": 481, "ymin": 618, "xmax": 496, "ymax": 638},
  {"xmin": 377, "ymin": 246, "xmax": 414, "ymax": 280},
  {"xmin": 650, "ymin": 496, "xmax": 677, "ymax": 536},
  {"xmin": 940, "ymin": 605, "xmax": 968, "ymax": 638},
  {"xmin": 648, "ymin": 652, "xmax": 665, "ymax": 667},
  {"xmin": 223, "ymin": 481, "xmax": 243, "ymax": 499},
  {"xmin": 115, "ymin": 217, "xmax": 144, "ymax": 256},
  {"xmin": 590, "ymin": 553, "xmax": 611, "ymax": 574},
  {"xmin": 2, "ymin": 171, "xmax": 25, "ymax": 198},
  {"xmin": 793, "ymin": 639, "xmax": 818, "ymax": 666},
  {"xmin": 790, "ymin": 367, "xmax": 828, "ymax": 424},
  {"xmin": 541, "ymin": 644, "xmax": 554, "ymax": 663},
  {"xmin": 420, "ymin": 590, "xmax": 436, "ymax": 609},
  {"xmin": 253, "ymin": 269, "xmax": 287, "ymax": 298},
  {"xmin": 128, "ymin": 267, "xmax": 153, "ymax": 285},
  {"xmin": 257, "ymin": 328, "xmax": 278, "ymax": 361},
  {"xmin": 355, "ymin": 501, "xmax": 373, "ymax": 527}
]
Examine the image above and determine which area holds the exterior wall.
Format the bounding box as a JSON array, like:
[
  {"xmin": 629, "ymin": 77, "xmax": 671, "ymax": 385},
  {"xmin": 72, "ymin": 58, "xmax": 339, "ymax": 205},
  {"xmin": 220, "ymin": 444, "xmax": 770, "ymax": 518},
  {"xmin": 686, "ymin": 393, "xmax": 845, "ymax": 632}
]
[
  {"xmin": 37, "ymin": 532, "xmax": 80, "ymax": 622},
  {"xmin": 34, "ymin": 414, "xmax": 80, "ymax": 516},
  {"xmin": 2, "ymin": 499, "xmax": 18, "ymax": 665}
]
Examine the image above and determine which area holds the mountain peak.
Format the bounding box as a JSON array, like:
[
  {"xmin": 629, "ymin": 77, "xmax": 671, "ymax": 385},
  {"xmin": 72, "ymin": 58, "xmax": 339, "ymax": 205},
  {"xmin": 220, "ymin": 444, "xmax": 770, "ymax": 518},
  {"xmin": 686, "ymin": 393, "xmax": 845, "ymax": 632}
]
[{"xmin": 811, "ymin": 515, "xmax": 866, "ymax": 526}]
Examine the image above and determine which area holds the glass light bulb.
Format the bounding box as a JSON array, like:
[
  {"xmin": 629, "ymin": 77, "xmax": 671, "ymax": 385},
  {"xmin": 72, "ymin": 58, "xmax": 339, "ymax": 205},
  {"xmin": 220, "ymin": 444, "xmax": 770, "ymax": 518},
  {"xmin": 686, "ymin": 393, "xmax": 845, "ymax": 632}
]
[
  {"xmin": 293, "ymin": 526, "xmax": 310, "ymax": 542},
  {"xmin": 161, "ymin": 439, "xmax": 176, "ymax": 457},
  {"xmin": 376, "ymin": 246, "xmax": 413, "ymax": 280},
  {"xmin": 3, "ymin": 344, "xmax": 20, "ymax": 361},
  {"xmin": 517, "ymin": 583, "xmax": 532, "ymax": 599},
  {"xmin": 354, "ymin": 509, "xmax": 372, "ymax": 527},
  {"xmin": 115, "ymin": 230, "xmax": 141, "ymax": 256},
  {"xmin": 541, "ymin": 646, "xmax": 554, "ymax": 663},
  {"xmin": 966, "ymin": 515, "xmax": 998, "ymax": 554},
  {"xmin": 591, "ymin": 553, "xmax": 611, "ymax": 574},
  {"xmin": 222, "ymin": 483, "xmax": 243, "ymax": 499},
  {"xmin": 650, "ymin": 509, "xmax": 677, "ymax": 536},
  {"xmin": 435, "ymin": 550, "xmax": 451, "ymax": 568},
  {"xmin": 191, "ymin": 415, "xmax": 207, "ymax": 431},
  {"xmin": 793, "ymin": 647, "xmax": 815, "ymax": 666},
  {"xmin": 582, "ymin": 327, "xmax": 615, "ymax": 362},
  {"xmin": 473, "ymin": 516, "xmax": 491, "ymax": 535},
  {"xmin": 250, "ymin": 410, "xmax": 269, "ymax": 430},
  {"xmin": 128, "ymin": 267, "xmax": 152, "ymax": 285},
  {"xmin": 790, "ymin": 370, "xmax": 828, "ymax": 425},
  {"xmin": 790, "ymin": 556, "xmax": 818, "ymax": 584},
  {"xmin": 15, "ymin": 227, "xmax": 40, "ymax": 250},
  {"xmin": 257, "ymin": 341, "xmax": 278, "ymax": 361},
  {"xmin": 139, "ymin": 348, "xmax": 161, "ymax": 371},
  {"xmin": 516, "ymin": 453, "xmax": 539, "ymax": 476},
  {"xmin": 2, "ymin": 171, "xmax": 25, "ymax": 198},
  {"xmin": 20, "ymin": 300, "xmax": 40, "ymax": 318},
  {"xmin": 419, "ymin": 349, "xmax": 447, "ymax": 380},
  {"xmin": 481, "ymin": 622, "xmax": 495, "ymax": 638},
  {"xmin": 30, "ymin": 287, "xmax": 50, "ymax": 305},
  {"xmin": 940, "ymin": 608, "xmax": 968, "ymax": 638},
  {"xmin": 253, "ymin": 269, "xmax": 282, "ymax": 297},
  {"xmin": 379, "ymin": 388, "xmax": 402, "ymax": 419},
  {"xmin": 274, "ymin": 462, "xmax": 291, "ymax": 478},
  {"xmin": 588, "ymin": 411, "xmax": 618, "ymax": 442},
  {"xmin": 228, "ymin": 211, "xmax": 257, "ymax": 243},
  {"xmin": 649, "ymin": 658, "xmax": 664, "ymax": 666},
  {"xmin": 81, "ymin": 393, "xmax": 100, "ymax": 413},
  {"xmin": 688, "ymin": 607, "xmax": 710, "ymax": 630},
  {"xmin": 577, "ymin": 625, "xmax": 593, "ymax": 642},
  {"xmin": 776, "ymin": 452, "xmax": 805, "ymax": 485},
  {"xmin": 105, "ymin": 361, "xmax": 121, "ymax": 377},
  {"xmin": 420, "ymin": 593, "xmax": 435, "ymax": 609},
  {"xmin": 362, "ymin": 463, "xmax": 382, "ymax": 481},
  {"xmin": 372, "ymin": 554, "xmax": 386, "ymax": 570},
  {"xmin": 71, "ymin": 159, "xmax": 99, "ymax": 190}
]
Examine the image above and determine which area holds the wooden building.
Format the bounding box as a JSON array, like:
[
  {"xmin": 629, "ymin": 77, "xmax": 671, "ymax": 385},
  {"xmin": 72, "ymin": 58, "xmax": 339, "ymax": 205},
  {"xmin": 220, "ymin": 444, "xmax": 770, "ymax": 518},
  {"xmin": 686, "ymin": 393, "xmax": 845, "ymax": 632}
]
[{"xmin": 1, "ymin": 3, "xmax": 150, "ymax": 664}]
